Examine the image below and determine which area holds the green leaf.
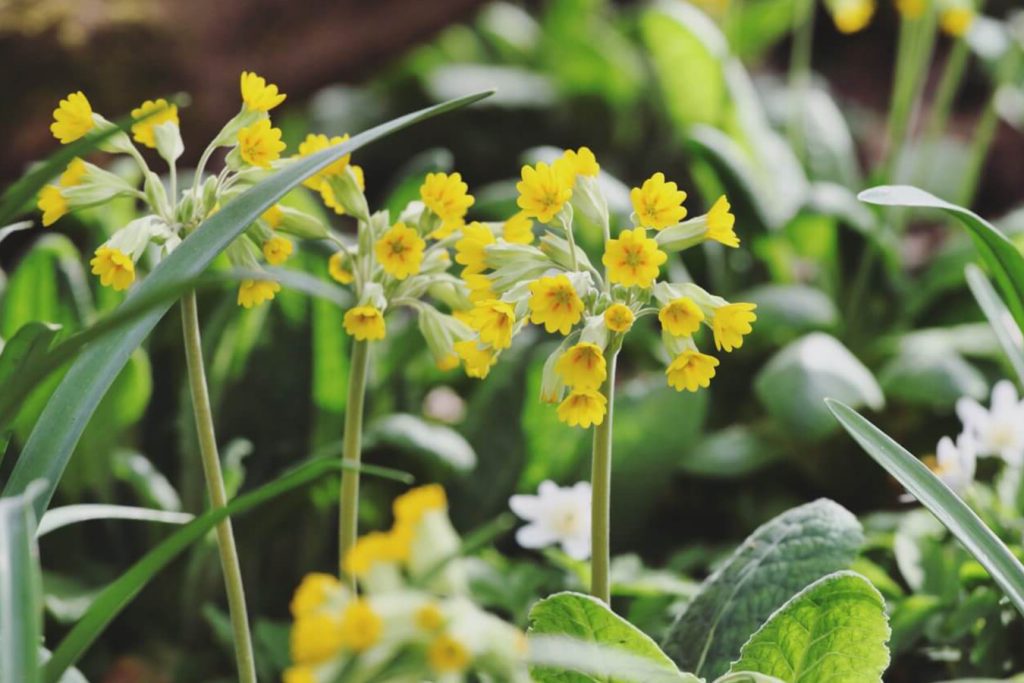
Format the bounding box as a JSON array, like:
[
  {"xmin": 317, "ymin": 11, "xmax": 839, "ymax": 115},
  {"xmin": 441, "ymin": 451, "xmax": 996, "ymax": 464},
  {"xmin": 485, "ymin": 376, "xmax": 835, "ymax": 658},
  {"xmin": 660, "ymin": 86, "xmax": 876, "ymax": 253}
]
[
  {"xmin": 754, "ymin": 333, "xmax": 883, "ymax": 441},
  {"xmin": 826, "ymin": 399, "xmax": 1024, "ymax": 617},
  {"xmin": 859, "ymin": 185, "xmax": 1024, "ymax": 330},
  {"xmin": 0, "ymin": 322, "xmax": 61, "ymax": 390},
  {"xmin": 0, "ymin": 482, "xmax": 45, "ymax": 683},
  {"xmin": 729, "ymin": 571, "xmax": 891, "ymax": 682},
  {"xmin": 365, "ymin": 413, "xmax": 476, "ymax": 473},
  {"xmin": 662, "ymin": 499, "xmax": 863, "ymax": 679},
  {"xmin": 678, "ymin": 425, "xmax": 784, "ymax": 479},
  {"xmin": 879, "ymin": 338, "xmax": 987, "ymax": 409},
  {"xmin": 740, "ymin": 284, "xmax": 838, "ymax": 343},
  {"xmin": 37, "ymin": 505, "xmax": 192, "ymax": 537},
  {"xmin": 714, "ymin": 674, "xmax": 787, "ymax": 683},
  {"xmin": 0, "ymin": 233, "xmax": 87, "ymax": 340},
  {"xmin": 965, "ymin": 263, "xmax": 1024, "ymax": 385},
  {"xmin": 2, "ymin": 91, "xmax": 491, "ymax": 521},
  {"xmin": 527, "ymin": 591, "xmax": 696, "ymax": 682},
  {"xmin": 41, "ymin": 458, "xmax": 342, "ymax": 683},
  {"xmin": 0, "ymin": 221, "xmax": 33, "ymax": 248}
]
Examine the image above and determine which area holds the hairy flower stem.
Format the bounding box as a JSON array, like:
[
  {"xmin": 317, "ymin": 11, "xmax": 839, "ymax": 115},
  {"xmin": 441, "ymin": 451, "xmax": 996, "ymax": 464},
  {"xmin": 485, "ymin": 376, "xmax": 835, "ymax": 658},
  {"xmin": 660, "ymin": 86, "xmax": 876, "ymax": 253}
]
[
  {"xmin": 180, "ymin": 292, "xmax": 257, "ymax": 683},
  {"xmin": 590, "ymin": 349, "xmax": 619, "ymax": 604},
  {"xmin": 339, "ymin": 338, "xmax": 371, "ymax": 583}
]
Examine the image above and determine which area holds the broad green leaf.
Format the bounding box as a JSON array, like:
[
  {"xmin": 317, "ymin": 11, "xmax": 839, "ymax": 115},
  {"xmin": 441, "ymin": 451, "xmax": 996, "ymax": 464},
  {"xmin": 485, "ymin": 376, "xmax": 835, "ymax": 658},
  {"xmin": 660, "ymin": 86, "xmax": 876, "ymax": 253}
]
[
  {"xmin": 2, "ymin": 87, "xmax": 491, "ymax": 522},
  {"xmin": 0, "ymin": 482, "xmax": 45, "ymax": 683},
  {"xmin": 729, "ymin": 571, "xmax": 890, "ymax": 682},
  {"xmin": 714, "ymin": 674, "xmax": 787, "ymax": 683},
  {"xmin": 888, "ymin": 594, "xmax": 944, "ymax": 654},
  {"xmin": 0, "ymin": 321, "xmax": 61, "ymax": 390},
  {"xmin": 679, "ymin": 425, "xmax": 784, "ymax": 479},
  {"xmin": 662, "ymin": 499, "xmax": 863, "ymax": 679},
  {"xmin": 365, "ymin": 413, "xmax": 477, "ymax": 472},
  {"xmin": 37, "ymin": 505, "xmax": 192, "ymax": 537},
  {"xmin": 740, "ymin": 284, "xmax": 838, "ymax": 343},
  {"xmin": 754, "ymin": 333, "xmax": 883, "ymax": 441},
  {"xmin": 528, "ymin": 591, "xmax": 695, "ymax": 682},
  {"xmin": 0, "ymin": 233, "xmax": 87, "ymax": 340},
  {"xmin": 826, "ymin": 399, "xmax": 1024, "ymax": 616},
  {"xmin": 879, "ymin": 338, "xmax": 987, "ymax": 409},
  {"xmin": 724, "ymin": 0, "xmax": 799, "ymax": 60},
  {"xmin": 965, "ymin": 263, "xmax": 1024, "ymax": 385},
  {"xmin": 859, "ymin": 185, "xmax": 1024, "ymax": 330}
]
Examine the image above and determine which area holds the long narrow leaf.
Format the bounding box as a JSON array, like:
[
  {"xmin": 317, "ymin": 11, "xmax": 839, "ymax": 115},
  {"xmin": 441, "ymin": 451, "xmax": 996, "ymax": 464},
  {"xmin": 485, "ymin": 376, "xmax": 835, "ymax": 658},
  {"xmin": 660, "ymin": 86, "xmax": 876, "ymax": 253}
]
[
  {"xmin": 964, "ymin": 263, "xmax": 1024, "ymax": 386},
  {"xmin": 0, "ymin": 482, "xmax": 45, "ymax": 683},
  {"xmin": 37, "ymin": 505, "xmax": 193, "ymax": 537},
  {"xmin": 0, "ymin": 221, "xmax": 33, "ymax": 249},
  {"xmin": 3, "ymin": 91, "xmax": 491, "ymax": 520},
  {"xmin": 826, "ymin": 399, "xmax": 1024, "ymax": 616}
]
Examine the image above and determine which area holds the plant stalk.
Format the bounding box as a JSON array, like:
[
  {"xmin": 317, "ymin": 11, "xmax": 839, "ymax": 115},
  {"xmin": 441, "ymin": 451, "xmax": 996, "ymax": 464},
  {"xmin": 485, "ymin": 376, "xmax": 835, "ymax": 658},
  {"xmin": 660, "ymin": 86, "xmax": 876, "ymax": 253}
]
[
  {"xmin": 179, "ymin": 292, "xmax": 256, "ymax": 683},
  {"xmin": 339, "ymin": 338, "xmax": 371, "ymax": 581},
  {"xmin": 787, "ymin": 0, "xmax": 816, "ymax": 160},
  {"xmin": 589, "ymin": 350, "xmax": 618, "ymax": 604}
]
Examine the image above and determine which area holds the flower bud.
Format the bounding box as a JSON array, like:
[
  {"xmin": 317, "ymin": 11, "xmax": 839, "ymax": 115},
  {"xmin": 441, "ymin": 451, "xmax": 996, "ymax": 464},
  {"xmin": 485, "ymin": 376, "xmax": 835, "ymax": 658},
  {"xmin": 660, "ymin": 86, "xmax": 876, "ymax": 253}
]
[
  {"xmin": 539, "ymin": 232, "xmax": 593, "ymax": 273},
  {"xmin": 418, "ymin": 305, "xmax": 473, "ymax": 369},
  {"xmin": 153, "ymin": 120, "xmax": 184, "ymax": 164},
  {"xmin": 577, "ymin": 314, "xmax": 608, "ymax": 349},
  {"xmin": 323, "ymin": 166, "xmax": 370, "ymax": 223},
  {"xmin": 654, "ymin": 218, "xmax": 705, "ymax": 253},
  {"xmin": 571, "ymin": 174, "xmax": 609, "ymax": 231},
  {"xmin": 91, "ymin": 114, "xmax": 136, "ymax": 155},
  {"xmin": 143, "ymin": 171, "xmax": 171, "ymax": 218}
]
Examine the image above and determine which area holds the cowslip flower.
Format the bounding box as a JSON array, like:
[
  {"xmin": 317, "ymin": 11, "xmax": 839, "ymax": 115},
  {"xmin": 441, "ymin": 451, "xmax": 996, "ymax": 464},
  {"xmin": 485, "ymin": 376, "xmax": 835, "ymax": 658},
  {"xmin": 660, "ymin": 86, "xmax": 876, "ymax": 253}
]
[
  {"xmin": 940, "ymin": 5, "xmax": 974, "ymax": 36},
  {"xmin": 297, "ymin": 133, "xmax": 351, "ymax": 189},
  {"xmin": 343, "ymin": 306, "xmax": 387, "ymax": 341},
  {"xmin": 956, "ymin": 380, "xmax": 1024, "ymax": 466},
  {"xmin": 602, "ymin": 227, "xmax": 667, "ymax": 288},
  {"xmin": 712, "ymin": 302, "xmax": 758, "ymax": 352},
  {"xmin": 50, "ymin": 91, "xmax": 95, "ymax": 143},
  {"xmin": 528, "ymin": 274, "xmax": 584, "ymax": 335},
  {"xmin": 665, "ymin": 350, "xmax": 720, "ymax": 392},
  {"xmin": 706, "ymin": 195, "xmax": 739, "ymax": 247},
  {"xmin": 90, "ymin": 246, "xmax": 136, "ymax": 291},
  {"xmin": 603, "ymin": 303, "xmax": 634, "ymax": 333},
  {"xmin": 557, "ymin": 389, "xmax": 607, "ymax": 428},
  {"xmin": 466, "ymin": 299, "xmax": 516, "ymax": 350},
  {"xmin": 630, "ymin": 172, "xmax": 687, "ymax": 230},
  {"xmin": 130, "ymin": 99, "xmax": 179, "ymax": 149},
  {"xmin": 509, "ymin": 480, "xmax": 592, "ymax": 560},
  {"xmin": 420, "ymin": 171, "xmax": 474, "ymax": 229},
  {"xmin": 37, "ymin": 185, "xmax": 69, "ymax": 227},
  {"xmin": 375, "ymin": 222, "xmax": 426, "ymax": 280},
  {"xmin": 328, "ymin": 252, "xmax": 354, "ymax": 284},
  {"xmin": 240, "ymin": 70, "xmax": 287, "ymax": 112},
  {"xmin": 262, "ymin": 235, "xmax": 293, "ymax": 265},
  {"xmin": 237, "ymin": 279, "xmax": 281, "ymax": 308},
  {"xmin": 562, "ymin": 147, "xmax": 600, "ymax": 178},
  {"xmin": 555, "ymin": 342, "xmax": 607, "ymax": 391},
  {"xmin": 503, "ymin": 211, "xmax": 535, "ymax": 244},
  {"xmin": 455, "ymin": 340, "xmax": 497, "ymax": 379},
  {"xmin": 237, "ymin": 119, "xmax": 285, "ymax": 168},
  {"xmin": 659, "ymin": 297, "xmax": 704, "ymax": 337},
  {"xmin": 830, "ymin": 0, "xmax": 876, "ymax": 33},
  {"xmin": 516, "ymin": 160, "xmax": 573, "ymax": 224},
  {"xmin": 454, "ymin": 221, "xmax": 496, "ymax": 276}
]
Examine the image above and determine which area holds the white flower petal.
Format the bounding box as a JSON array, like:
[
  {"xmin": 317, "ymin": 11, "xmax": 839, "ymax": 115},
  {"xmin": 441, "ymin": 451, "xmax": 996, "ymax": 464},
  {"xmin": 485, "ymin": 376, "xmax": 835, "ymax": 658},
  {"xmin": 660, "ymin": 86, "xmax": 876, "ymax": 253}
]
[
  {"xmin": 509, "ymin": 494, "xmax": 542, "ymax": 521},
  {"xmin": 561, "ymin": 533, "xmax": 591, "ymax": 561},
  {"xmin": 516, "ymin": 523, "xmax": 558, "ymax": 549},
  {"xmin": 991, "ymin": 380, "xmax": 1020, "ymax": 413}
]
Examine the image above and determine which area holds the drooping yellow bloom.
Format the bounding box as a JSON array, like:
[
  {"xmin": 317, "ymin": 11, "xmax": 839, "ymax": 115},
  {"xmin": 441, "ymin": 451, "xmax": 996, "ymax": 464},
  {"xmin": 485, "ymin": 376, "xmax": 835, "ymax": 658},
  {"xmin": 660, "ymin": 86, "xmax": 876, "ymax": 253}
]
[
  {"xmin": 454, "ymin": 222, "xmax": 495, "ymax": 276},
  {"xmin": 91, "ymin": 246, "xmax": 135, "ymax": 291},
  {"xmin": 467, "ymin": 299, "xmax": 516, "ymax": 350},
  {"xmin": 895, "ymin": 0, "xmax": 927, "ymax": 19},
  {"xmin": 343, "ymin": 306, "xmax": 386, "ymax": 341},
  {"xmin": 298, "ymin": 133, "xmax": 351, "ymax": 189},
  {"xmin": 289, "ymin": 573, "xmax": 341, "ymax": 619},
  {"xmin": 528, "ymin": 274, "xmax": 584, "ymax": 335},
  {"xmin": 237, "ymin": 119, "xmax": 285, "ymax": 168},
  {"xmin": 503, "ymin": 211, "xmax": 535, "ymax": 244},
  {"xmin": 375, "ymin": 222, "xmax": 426, "ymax": 280},
  {"xmin": 464, "ymin": 273, "xmax": 496, "ymax": 303},
  {"xmin": 428, "ymin": 634, "xmax": 472, "ymax": 674},
  {"xmin": 712, "ymin": 302, "xmax": 757, "ymax": 352},
  {"xmin": 262, "ymin": 236, "xmax": 293, "ymax": 265},
  {"xmin": 240, "ymin": 70, "xmax": 287, "ymax": 112},
  {"xmin": 454, "ymin": 340, "xmax": 497, "ymax": 379},
  {"xmin": 38, "ymin": 185, "xmax": 68, "ymax": 227},
  {"xmin": 420, "ymin": 172, "xmax": 475, "ymax": 225},
  {"xmin": 562, "ymin": 147, "xmax": 600, "ymax": 178},
  {"xmin": 328, "ymin": 252, "xmax": 354, "ymax": 284},
  {"xmin": 436, "ymin": 353, "xmax": 460, "ymax": 371},
  {"xmin": 416, "ymin": 603, "xmax": 446, "ymax": 632},
  {"xmin": 555, "ymin": 342, "xmax": 607, "ymax": 391},
  {"xmin": 282, "ymin": 667, "xmax": 316, "ymax": 683},
  {"xmin": 631, "ymin": 172, "xmax": 687, "ymax": 230},
  {"xmin": 557, "ymin": 389, "xmax": 607, "ymax": 428},
  {"xmin": 706, "ymin": 195, "xmax": 739, "ymax": 247},
  {"xmin": 51, "ymin": 91, "xmax": 94, "ymax": 144},
  {"xmin": 343, "ymin": 530, "xmax": 407, "ymax": 577},
  {"xmin": 666, "ymin": 351, "xmax": 720, "ymax": 392},
  {"xmin": 832, "ymin": 0, "xmax": 875, "ymax": 33},
  {"xmin": 130, "ymin": 98, "xmax": 179, "ymax": 149},
  {"xmin": 516, "ymin": 161, "xmax": 573, "ymax": 224},
  {"xmin": 237, "ymin": 279, "xmax": 281, "ymax": 308},
  {"xmin": 940, "ymin": 7, "xmax": 974, "ymax": 36},
  {"xmin": 319, "ymin": 164, "xmax": 365, "ymax": 215},
  {"xmin": 60, "ymin": 158, "xmax": 87, "ymax": 186},
  {"xmin": 290, "ymin": 613, "xmax": 344, "ymax": 665},
  {"xmin": 602, "ymin": 227, "xmax": 667, "ymax": 288},
  {"xmin": 659, "ymin": 298, "xmax": 704, "ymax": 337},
  {"xmin": 394, "ymin": 484, "xmax": 447, "ymax": 525},
  {"xmin": 603, "ymin": 303, "xmax": 635, "ymax": 333}
]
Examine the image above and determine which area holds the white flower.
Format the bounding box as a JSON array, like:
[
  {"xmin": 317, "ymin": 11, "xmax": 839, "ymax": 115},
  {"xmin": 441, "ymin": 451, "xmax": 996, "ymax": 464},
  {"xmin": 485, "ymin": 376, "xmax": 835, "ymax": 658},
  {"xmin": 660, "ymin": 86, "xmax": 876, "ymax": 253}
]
[
  {"xmin": 933, "ymin": 434, "xmax": 977, "ymax": 494},
  {"xmin": 956, "ymin": 380, "xmax": 1024, "ymax": 466},
  {"xmin": 509, "ymin": 480, "xmax": 591, "ymax": 560}
]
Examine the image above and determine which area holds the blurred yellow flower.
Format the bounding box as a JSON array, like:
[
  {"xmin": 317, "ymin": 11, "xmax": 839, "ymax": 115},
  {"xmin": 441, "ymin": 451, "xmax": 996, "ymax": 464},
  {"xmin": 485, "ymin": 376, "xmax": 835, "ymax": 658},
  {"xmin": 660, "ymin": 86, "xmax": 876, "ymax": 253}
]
[
  {"xmin": 261, "ymin": 204, "xmax": 284, "ymax": 229},
  {"xmin": 51, "ymin": 91, "xmax": 94, "ymax": 144},
  {"xmin": 91, "ymin": 245, "xmax": 135, "ymax": 291},
  {"xmin": 503, "ymin": 211, "xmax": 535, "ymax": 244},
  {"xmin": 666, "ymin": 351, "xmax": 719, "ymax": 392},
  {"xmin": 394, "ymin": 484, "xmax": 447, "ymax": 525},
  {"xmin": 832, "ymin": 0, "xmax": 876, "ymax": 33},
  {"xmin": 240, "ymin": 70, "xmax": 287, "ymax": 112},
  {"xmin": 603, "ymin": 227, "xmax": 667, "ymax": 288},
  {"xmin": 289, "ymin": 573, "xmax": 340, "ymax": 619},
  {"xmin": 555, "ymin": 342, "xmax": 607, "ymax": 391},
  {"xmin": 130, "ymin": 98, "xmax": 179, "ymax": 149},
  {"xmin": 706, "ymin": 195, "xmax": 739, "ymax": 247},
  {"xmin": 420, "ymin": 172, "xmax": 474, "ymax": 225},
  {"xmin": 343, "ymin": 530, "xmax": 406, "ymax": 577},
  {"xmin": 328, "ymin": 252, "xmax": 354, "ymax": 284},
  {"xmin": 343, "ymin": 306, "xmax": 386, "ymax": 341},
  {"xmin": 940, "ymin": 6, "xmax": 974, "ymax": 36},
  {"xmin": 562, "ymin": 146, "xmax": 600, "ymax": 178},
  {"xmin": 262, "ymin": 236, "xmax": 293, "ymax": 265},
  {"xmin": 297, "ymin": 133, "xmax": 351, "ymax": 189},
  {"xmin": 516, "ymin": 160, "xmax": 573, "ymax": 223},
  {"xmin": 454, "ymin": 339, "xmax": 497, "ymax": 379},
  {"xmin": 454, "ymin": 221, "xmax": 495, "ymax": 276},
  {"xmin": 659, "ymin": 298, "xmax": 704, "ymax": 337},
  {"xmin": 428, "ymin": 634, "xmax": 471, "ymax": 674},
  {"xmin": 282, "ymin": 667, "xmax": 315, "ymax": 683},
  {"xmin": 237, "ymin": 119, "xmax": 285, "ymax": 168},
  {"xmin": 467, "ymin": 299, "xmax": 516, "ymax": 350},
  {"xmin": 464, "ymin": 273, "xmax": 496, "ymax": 303},
  {"xmin": 630, "ymin": 172, "xmax": 687, "ymax": 230},
  {"xmin": 528, "ymin": 274, "xmax": 584, "ymax": 335},
  {"xmin": 557, "ymin": 389, "xmax": 607, "ymax": 428},
  {"xmin": 416, "ymin": 603, "xmax": 446, "ymax": 632},
  {"xmin": 290, "ymin": 613, "xmax": 344, "ymax": 664},
  {"xmin": 375, "ymin": 222, "xmax": 426, "ymax": 280},
  {"xmin": 319, "ymin": 164, "xmax": 365, "ymax": 215},
  {"xmin": 37, "ymin": 185, "xmax": 68, "ymax": 227},
  {"xmin": 237, "ymin": 279, "xmax": 281, "ymax": 308},
  {"xmin": 712, "ymin": 302, "xmax": 757, "ymax": 351},
  {"xmin": 895, "ymin": 0, "xmax": 927, "ymax": 19},
  {"xmin": 603, "ymin": 303, "xmax": 635, "ymax": 333},
  {"xmin": 60, "ymin": 158, "xmax": 87, "ymax": 186}
]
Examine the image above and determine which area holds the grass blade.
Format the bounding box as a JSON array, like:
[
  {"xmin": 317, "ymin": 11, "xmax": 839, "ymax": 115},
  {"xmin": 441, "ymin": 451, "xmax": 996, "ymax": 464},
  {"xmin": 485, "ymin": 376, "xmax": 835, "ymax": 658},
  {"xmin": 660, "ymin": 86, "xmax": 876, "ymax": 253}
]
[
  {"xmin": 2, "ymin": 91, "xmax": 492, "ymax": 520},
  {"xmin": 37, "ymin": 505, "xmax": 193, "ymax": 537},
  {"xmin": 0, "ymin": 482, "xmax": 45, "ymax": 683},
  {"xmin": 964, "ymin": 263, "xmax": 1024, "ymax": 386},
  {"xmin": 825, "ymin": 398, "xmax": 1024, "ymax": 616}
]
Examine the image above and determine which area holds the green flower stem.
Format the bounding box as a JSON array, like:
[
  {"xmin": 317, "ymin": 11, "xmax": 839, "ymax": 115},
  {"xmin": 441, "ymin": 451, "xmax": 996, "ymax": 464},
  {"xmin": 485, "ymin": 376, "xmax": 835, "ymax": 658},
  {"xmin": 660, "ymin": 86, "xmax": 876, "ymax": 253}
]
[
  {"xmin": 179, "ymin": 292, "xmax": 257, "ymax": 683},
  {"xmin": 958, "ymin": 91, "xmax": 1001, "ymax": 208},
  {"xmin": 589, "ymin": 348, "xmax": 619, "ymax": 604},
  {"xmin": 339, "ymin": 338, "xmax": 371, "ymax": 582},
  {"xmin": 787, "ymin": 0, "xmax": 816, "ymax": 160}
]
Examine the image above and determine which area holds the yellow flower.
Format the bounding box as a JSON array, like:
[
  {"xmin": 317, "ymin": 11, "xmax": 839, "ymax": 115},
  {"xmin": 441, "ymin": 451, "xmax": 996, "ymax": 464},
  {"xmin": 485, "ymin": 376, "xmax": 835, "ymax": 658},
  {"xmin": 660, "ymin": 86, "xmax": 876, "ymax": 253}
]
[
  {"xmin": 130, "ymin": 98, "xmax": 179, "ymax": 149},
  {"xmin": 503, "ymin": 211, "xmax": 535, "ymax": 244},
  {"xmin": 603, "ymin": 227, "xmax": 667, "ymax": 288},
  {"xmin": 712, "ymin": 302, "xmax": 757, "ymax": 352},
  {"xmin": 454, "ymin": 221, "xmax": 495, "ymax": 276},
  {"xmin": 237, "ymin": 279, "xmax": 281, "ymax": 308},
  {"xmin": 343, "ymin": 306, "xmax": 386, "ymax": 341},
  {"xmin": 428, "ymin": 634, "xmax": 471, "ymax": 674},
  {"xmin": 467, "ymin": 299, "xmax": 516, "ymax": 350},
  {"xmin": 706, "ymin": 195, "xmax": 739, "ymax": 247},
  {"xmin": 237, "ymin": 119, "xmax": 285, "ymax": 168},
  {"xmin": 60, "ymin": 158, "xmax": 87, "ymax": 186},
  {"xmin": 454, "ymin": 340, "xmax": 497, "ymax": 379},
  {"xmin": 339, "ymin": 599, "xmax": 382, "ymax": 652},
  {"xmin": 320, "ymin": 165, "xmax": 365, "ymax": 215},
  {"xmin": 603, "ymin": 303, "xmax": 635, "ymax": 333},
  {"xmin": 328, "ymin": 252, "xmax": 354, "ymax": 284},
  {"xmin": 290, "ymin": 573, "xmax": 341, "ymax": 619},
  {"xmin": 666, "ymin": 351, "xmax": 719, "ymax": 392},
  {"xmin": 895, "ymin": 0, "xmax": 927, "ymax": 19},
  {"xmin": 555, "ymin": 342, "xmax": 607, "ymax": 391},
  {"xmin": 298, "ymin": 133, "xmax": 351, "ymax": 189},
  {"xmin": 343, "ymin": 530, "xmax": 407, "ymax": 577},
  {"xmin": 51, "ymin": 91, "xmax": 94, "ymax": 144},
  {"xmin": 38, "ymin": 185, "xmax": 68, "ymax": 227},
  {"xmin": 262, "ymin": 236, "xmax": 293, "ymax": 265},
  {"xmin": 420, "ymin": 172, "xmax": 474, "ymax": 224},
  {"xmin": 557, "ymin": 389, "xmax": 607, "ymax": 428},
  {"xmin": 516, "ymin": 161, "xmax": 573, "ymax": 223},
  {"xmin": 291, "ymin": 613, "xmax": 344, "ymax": 665},
  {"xmin": 436, "ymin": 353, "xmax": 460, "ymax": 371},
  {"xmin": 375, "ymin": 222, "xmax": 426, "ymax": 280},
  {"xmin": 394, "ymin": 484, "xmax": 447, "ymax": 525},
  {"xmin": 832, "ymin": 0, "xmax": 875, "ymax": 33},
  {"xmin": 528, "ymin": 274, "xmax": 584, "ymax": 335},
  {"xmin": 240, "ymin": 70, "xmax": 287, "ymax": 112},
  {"xmin": 659, "ymin": 298, "xmax": 704, "ymax": 337},
  {"xmin": 631, "ymin": 172, "xmax": 687, "ymax": 230},
  {"xmin": 90, "ymin": 246, "xmax": 135, "ymax": 291},
  {"xmin": 282, "ymin": 667, "xmax": 316, "ymax": 683},
  {"xmin": 416, "ymin": 603, "xmax": 446, "ymax": 632},
  {"xmin": 464, "ymin": 273, "xmax": 496, "ymax": 303},
  {"xmin": 562, "ymin": 147, "xmax": 600, "ymax": 178},
  {"xmin": 940, "ymin": 7, "xmax": 974, "ymax": 36}
]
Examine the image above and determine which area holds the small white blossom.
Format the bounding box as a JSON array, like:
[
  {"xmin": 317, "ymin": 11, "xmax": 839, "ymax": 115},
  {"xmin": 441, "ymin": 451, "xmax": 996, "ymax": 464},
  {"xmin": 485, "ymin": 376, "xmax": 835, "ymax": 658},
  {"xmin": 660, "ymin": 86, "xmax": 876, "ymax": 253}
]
[
  {"xmin": 956, "ymin": 380, "xmax": 1024, "ymax": 467},
  {"xmin": 509, "ymin": 480, "xmax": 591, "ymax": 560},
  {"xmin": 933, "ymin": 434, "xmax": 977, "ymax": 494}
]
